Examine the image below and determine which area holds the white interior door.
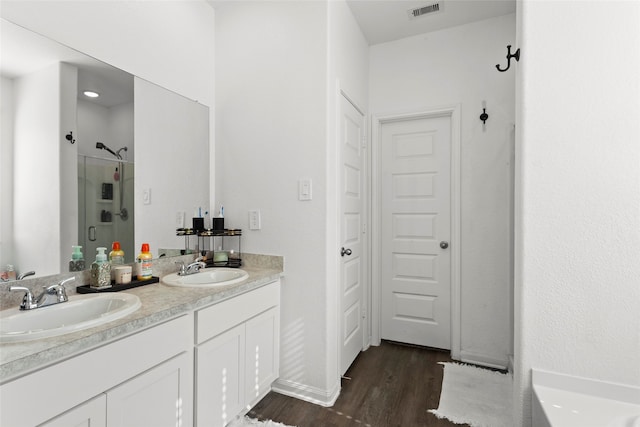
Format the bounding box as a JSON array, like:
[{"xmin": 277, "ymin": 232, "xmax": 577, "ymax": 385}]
[
  {"xmin": 340, "ymin": 95, "xmax": 365, "ymax": 374},
  {"xmin": 380, "ymin": 115, "xmax": 451, "ymax": 349}
]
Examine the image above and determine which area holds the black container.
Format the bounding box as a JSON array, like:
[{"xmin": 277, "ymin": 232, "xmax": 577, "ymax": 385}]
[
  {"xmin": 193, "ymin": 217, "xmax": 205, "ymax": 232},
  {"xmin": 101, "ymin": 183, "xmax": 113, "ymax": 200},
  {"xmin": 212, "ymin": 217, "xmax": 224, "ymax": 232}
]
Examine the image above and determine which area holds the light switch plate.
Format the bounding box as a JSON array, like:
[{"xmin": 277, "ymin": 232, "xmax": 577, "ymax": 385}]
[
  {"xmin": 143, "ymin": 188, "xmax": 151, "ymax": 205},
  {"xmin": 299, "ymin": 178, "xmax": 312, "ymax": 201}
]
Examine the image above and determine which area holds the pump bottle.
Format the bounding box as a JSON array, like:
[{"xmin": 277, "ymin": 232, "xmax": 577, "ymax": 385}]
[{"xmin": 90, "ymin": 247, "xmax": 111, "ymax": 289}]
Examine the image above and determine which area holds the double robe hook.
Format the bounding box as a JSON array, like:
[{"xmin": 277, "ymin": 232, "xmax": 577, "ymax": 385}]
[{"xmin": 496, "ymin": 45, "xmax": 520, "ymax": 72}]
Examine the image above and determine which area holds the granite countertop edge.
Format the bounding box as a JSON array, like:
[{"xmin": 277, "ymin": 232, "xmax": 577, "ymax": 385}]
[{"xmin": 0, "ymin": 266, "xmax": 283, "ymax": 384}]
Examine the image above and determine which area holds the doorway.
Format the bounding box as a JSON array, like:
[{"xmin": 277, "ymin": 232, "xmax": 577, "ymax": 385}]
[{"xmin": 371, "ymin": 106, "xmax": 461, "ymax": 357}]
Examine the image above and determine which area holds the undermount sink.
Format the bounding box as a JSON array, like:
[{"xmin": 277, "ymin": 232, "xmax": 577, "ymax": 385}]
[
  {"xmin": 162, "ymin": 268, "xmax": 249, "ymax": 288},
  {"xmin": 0, "ymin": 293, "xmax": 141, "ymax": 343}
]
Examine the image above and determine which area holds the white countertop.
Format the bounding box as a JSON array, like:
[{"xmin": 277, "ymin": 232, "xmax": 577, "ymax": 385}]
[{"xmin": 0, "ymin": 264, "xmax": 283, "ymax": 383}]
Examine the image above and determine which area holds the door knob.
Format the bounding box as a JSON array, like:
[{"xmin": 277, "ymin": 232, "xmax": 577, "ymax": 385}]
[
  {"xmin": 341, "ymin": 247, "xmax": 352, "ymax": 257},
  {"xmin": 440, "ymin": 241, "xmax": 449, "ymax": 249}
]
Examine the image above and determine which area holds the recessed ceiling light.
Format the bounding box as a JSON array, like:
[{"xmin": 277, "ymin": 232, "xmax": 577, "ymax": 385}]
[{"xmin": 83, "ymin": 90, "xmax": 100, "ymax": 98}]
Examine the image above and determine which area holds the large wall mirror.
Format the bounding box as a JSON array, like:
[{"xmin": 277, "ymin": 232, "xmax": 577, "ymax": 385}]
[{"xmin": 0, "ymin": 19, "xmax": 210, "ymax": 279}]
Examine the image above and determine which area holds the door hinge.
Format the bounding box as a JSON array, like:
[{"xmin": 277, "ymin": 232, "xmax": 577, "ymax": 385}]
[
  {"xmin": 362, "ymin": 222, "xmax": 367, "ymax": 234},
  {"xmin": 362, "ymin": 306, "xmax": 367, "ymax": 319}
]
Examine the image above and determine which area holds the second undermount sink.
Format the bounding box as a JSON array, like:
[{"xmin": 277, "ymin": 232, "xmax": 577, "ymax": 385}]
[
  {"xmin": 0, "ymin": 293, "xmax": 141, "ymax": 343},
  {"xmin": 162, "ymin": 268, "xmax": 249, "ymax": 288}
]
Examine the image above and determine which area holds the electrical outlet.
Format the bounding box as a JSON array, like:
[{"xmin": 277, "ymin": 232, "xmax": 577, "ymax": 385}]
[{"xmin": 249, "ymin": 210, "xmax": 261, "ymax": 230}]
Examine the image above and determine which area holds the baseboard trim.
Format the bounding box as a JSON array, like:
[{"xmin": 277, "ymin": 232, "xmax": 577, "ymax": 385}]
[
  {"xmin": 271, "ymin": 378, "xmax": 340, "ymax": 407},
  {"xmin": 460, "ymin": 350, "xmax": 509, "ymax": 370}
]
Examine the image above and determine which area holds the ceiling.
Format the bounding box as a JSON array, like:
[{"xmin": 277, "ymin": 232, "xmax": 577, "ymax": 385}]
[
  {"xmin": 1, "ymin": 19, "xmax": 133, "ymax": 108},
  {"xmin": 346, "ymin": 0, "xmax": 516, "ymax": 45}
]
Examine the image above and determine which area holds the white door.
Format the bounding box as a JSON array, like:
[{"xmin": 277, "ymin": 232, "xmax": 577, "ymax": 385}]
[
  {"xmin": 380, "ymin": 115, "xmax": 451, "ymax": 349},
  {"xmin": 340, "ymin": 95, "xmax": 366, "ymax": 374}
]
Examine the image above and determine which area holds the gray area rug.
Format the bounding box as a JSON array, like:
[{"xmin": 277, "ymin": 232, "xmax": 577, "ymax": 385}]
[
  {"xmin": 228, "ymin": 416, "xmax": 296, "ymax": 427},
  {"xmin": 429, "ymin": 362, "xmax": 512, "ymax": 427}
]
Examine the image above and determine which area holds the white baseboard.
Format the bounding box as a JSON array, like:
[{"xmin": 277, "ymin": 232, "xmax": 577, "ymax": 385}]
[
  {"xmin": 459, "ymin": 350, "xmax": 509, "ymax": 370},
  {"xmin": 271, "ymin": 378, "xmax": 340, "ymax": 407}
]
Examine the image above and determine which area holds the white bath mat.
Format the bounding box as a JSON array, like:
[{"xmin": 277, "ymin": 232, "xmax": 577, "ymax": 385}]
[
  {"xmin": 429, "ymin": 362, "xmax": 512, "ymax": 427},
  {"xmin": 227, "ymin": 416, "xmax": 297, "ymax": 427}
]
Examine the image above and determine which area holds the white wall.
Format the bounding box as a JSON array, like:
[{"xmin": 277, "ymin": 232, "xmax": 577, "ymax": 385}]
[
  {"xmin": 215, "ymin": 0, "xmax": 332, "ymax": 401},
  {"xmin": 12, "ymin": 63, "xmax": 67, "ymax": 277},
  {"xmin": 369, "ymin": 13, "xmax": 516, "ymax": 368},
  {"xmin": 514, "ymin": 1, "xmax": 640, "ymax": 425},
  {"xmin": 215, "ymin": 0, "xmax": 368, "ymax": 403}
]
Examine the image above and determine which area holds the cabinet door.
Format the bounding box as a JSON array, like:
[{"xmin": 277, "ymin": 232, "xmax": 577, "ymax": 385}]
[
  {"xmin": 106, "ymin": 352, "xmax": 191, "ymax": 427},
  {"xmin": 196, "ymin": 323, "xmax": 245, "ymax": 427},
  {"xmin": 38, "ymin": 395, "xmax": 106, "ymax": 427},
  {"xmin": 245, "ymin": 307, "xmax": 279, "ymax": 406}
]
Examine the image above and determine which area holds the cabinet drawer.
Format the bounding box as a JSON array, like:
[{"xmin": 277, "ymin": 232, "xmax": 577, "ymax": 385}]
[{"xmin": 196, "ymin": 281, "xmax": 279, "ymax": 344}]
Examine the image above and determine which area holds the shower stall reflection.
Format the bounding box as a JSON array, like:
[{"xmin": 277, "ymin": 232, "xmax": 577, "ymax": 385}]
[{"xmin": 78, "ymin": 155, "xmax": 134, "ymax": 264}]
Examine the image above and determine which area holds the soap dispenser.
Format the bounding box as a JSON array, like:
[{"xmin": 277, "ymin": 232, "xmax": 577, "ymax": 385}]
[
  {"xmin": 69, "ymin": 246, "xmax": 85, "ymax": 272},
  {"xmin": 90, "ymin": 247, "xmax": 111, "ymax": 289}
]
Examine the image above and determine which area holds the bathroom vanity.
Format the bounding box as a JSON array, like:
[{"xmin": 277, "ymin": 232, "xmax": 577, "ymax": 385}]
[{"xmin": 0, "ymin": 262, "xmax": 282, "ymax": 427}]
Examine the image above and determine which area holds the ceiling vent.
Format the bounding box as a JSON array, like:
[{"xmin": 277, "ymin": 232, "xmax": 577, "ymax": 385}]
[{"xmin": 408, "ymin": 2, "xmax": 443, "ymax": 19}]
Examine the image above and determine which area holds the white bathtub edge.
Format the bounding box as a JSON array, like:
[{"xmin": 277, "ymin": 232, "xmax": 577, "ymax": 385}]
[
  {"xmin": 532, "ymin": 369, "xmax": 640, "ymax": 405},
  {"xmin": 532, "ymin": 369, "xmax": 640, "ymax": 427}
]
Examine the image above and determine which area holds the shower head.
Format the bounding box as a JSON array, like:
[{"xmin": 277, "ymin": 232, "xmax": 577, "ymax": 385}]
[
  {"xmin": 96, "ymin": 142, "xmax": 121, "ymax": 159},
  {"xmin": 116, "ymin": 147, "xmax": 128, "ymax": 158}
]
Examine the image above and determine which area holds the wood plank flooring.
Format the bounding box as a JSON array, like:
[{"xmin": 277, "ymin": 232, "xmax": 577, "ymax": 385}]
[{"xmin": 248, "ymin": 341, "xmax": 469, "ymax": 427}]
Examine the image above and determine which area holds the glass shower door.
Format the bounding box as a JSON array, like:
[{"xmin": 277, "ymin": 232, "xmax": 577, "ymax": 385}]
[{"xmin": 78, "ymin": 155, "xmax": 135, "ymax": 264}]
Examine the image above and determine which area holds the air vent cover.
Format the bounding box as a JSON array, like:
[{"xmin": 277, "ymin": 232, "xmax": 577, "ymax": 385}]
[{"xmin": 408, "ymin": 2, "xmax": 443, "ymax": 19}]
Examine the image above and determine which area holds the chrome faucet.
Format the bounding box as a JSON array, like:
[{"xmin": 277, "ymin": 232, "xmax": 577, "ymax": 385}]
[
  {"xmin": 176, "ymin": 257, "xmax": 207, "ymax": 276},
  {"xmin": 9, "ymin": 277, "xmax": 73, "ymax": 310},
  {"xmin": 17, "ymin": 271, "xmax": 35, "ymax": 280}
]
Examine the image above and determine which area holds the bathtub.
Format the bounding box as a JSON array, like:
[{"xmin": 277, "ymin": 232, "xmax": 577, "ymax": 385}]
[{"xmin": 532, "ymin": 369, "xmax": 640, "ymax": 427}]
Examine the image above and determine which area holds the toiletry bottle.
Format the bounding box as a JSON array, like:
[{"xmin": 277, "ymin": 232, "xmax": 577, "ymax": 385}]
[
  {"xmin": 136, "ymin": 243, "xmax": 153, "ymax": 280},
  {"xmin": 69, "ymin": 246, "xmax": 85, "ymax": 272},
  {"xmin": 5, "ymin": 265, "xmax": 16, "ymax": 281},
  {"xmin": 90, "ymin": 247, "xmax": 111, "ymax": 289},
  {"xmin": 109, "ymin": 241, "xmax": 125, "ymax": 280}
]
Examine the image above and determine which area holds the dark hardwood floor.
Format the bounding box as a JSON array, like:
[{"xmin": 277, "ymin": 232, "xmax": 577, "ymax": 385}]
[{"xmin": 249, "ymin": 341, "xmax": 469, "ymax": 427}]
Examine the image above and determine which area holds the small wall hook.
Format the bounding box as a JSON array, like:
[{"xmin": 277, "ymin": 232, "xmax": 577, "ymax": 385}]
[
  {"xmin": 65, "ymin": 131, "xmax": 75, "ymax": 144},
  {"xmin": 480, "ymin": 108, "xmax": 489, "ymax": 124},
  {"xmin": 496, "ymin": 45, "xmax": 520, "ymax": 72}
]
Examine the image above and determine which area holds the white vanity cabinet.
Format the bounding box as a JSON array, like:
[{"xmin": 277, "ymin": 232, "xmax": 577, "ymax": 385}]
[
  {"xmin": 195, "ymin": 280, "xmax": 280, "ymax": 427},
  {"xmin": 1, "ymin": 315, "xmax": 193, "ymax": 427},
  {"xmin": 39, "ymin": 395, "xmax": 107, "ymax": 427},
  {"xmin": 1, "ymin": 278, "xmax": 281, "ymax": 427}
]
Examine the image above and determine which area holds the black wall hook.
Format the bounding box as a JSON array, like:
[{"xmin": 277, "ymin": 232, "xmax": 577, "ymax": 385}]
[
  {"xmin": 65, "ymin": 131, "xmax": 75, "ymax": 144},
  {"xmin": 480, "ymin": 108, "xmax": 489, "ymax": 124},
  {"xmin": 496, "ymin": 45, "xmax": 520, "ymax": 72}
]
